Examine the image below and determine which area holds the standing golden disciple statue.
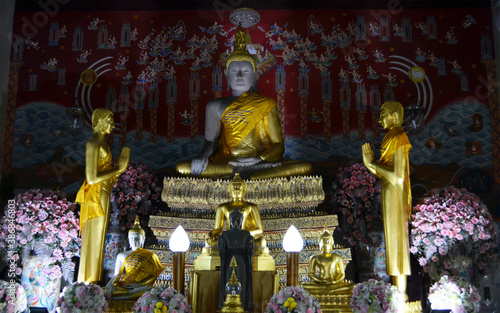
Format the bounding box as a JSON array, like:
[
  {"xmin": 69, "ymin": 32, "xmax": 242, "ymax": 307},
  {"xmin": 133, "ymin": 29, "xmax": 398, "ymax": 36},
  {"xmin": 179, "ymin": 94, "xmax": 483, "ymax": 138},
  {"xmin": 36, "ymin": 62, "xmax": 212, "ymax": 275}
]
[
  {"xmin": 361, "ymin": 101, "xmax": 412, "ymax": 299},
  {"xmin": 76, "ymin": 108, "xmax": 130, "ymax": 284},
  {"xmin": 176, "ymin": 25, "xmax": 311, "ymax": 179},
  {"xmin": 302, "ymin": 228, "xmax": 354, "ymax": 294}
]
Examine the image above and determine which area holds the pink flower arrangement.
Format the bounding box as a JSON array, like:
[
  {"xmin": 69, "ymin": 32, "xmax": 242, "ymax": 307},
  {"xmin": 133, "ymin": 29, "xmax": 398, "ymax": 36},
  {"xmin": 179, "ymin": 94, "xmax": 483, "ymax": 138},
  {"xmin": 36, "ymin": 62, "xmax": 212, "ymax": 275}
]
[
  {"xmin": 111, "ymin": 161, "xmax": 162, "ymax": 233},
  {"xmin": 332, "ymin": 163, "xmax": 382, "ymax": 248},
  {"xmin": 0, "ymin": 280, "xmax": 27, "ymax": 313},
  {"xmin": 350, "ymin": 279, "xmax": 405, "ymax": 313},
  {"xmin": 57, "ymin": 282, "xmax": 108, "ymax": 312},
  {"xmin": 133, "ymin": 287, "xmax": 191, "ymax": 313},
  {"xmin": 266, "ymin": 286, "xmax": 321, "ymax": 313},
  {"xmin": 0, "ymin": 189, "xmax": 81, "ymax": 282},
  {"xmin": 410, "ymin": 186, "xmax": 498, "ymax": 282}
]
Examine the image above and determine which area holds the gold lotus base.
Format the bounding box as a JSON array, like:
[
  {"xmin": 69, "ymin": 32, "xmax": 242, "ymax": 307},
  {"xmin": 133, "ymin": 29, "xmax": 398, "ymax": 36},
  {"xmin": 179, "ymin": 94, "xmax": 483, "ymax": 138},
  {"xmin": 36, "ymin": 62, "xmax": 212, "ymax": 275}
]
[
  {"xmin": 405, "ymin": 301, "xmax": 422, "ymax": 313},
  {"xmin": 220, "ymin": 294, "xmax": 245, "ymax": 313},
  {"xmin": 307, "ymin": 293, "xmax": 352, "ymax": 313},
  {"xmin": 107, "ymin": 300, "xmax": 136, "ymax": 313}
]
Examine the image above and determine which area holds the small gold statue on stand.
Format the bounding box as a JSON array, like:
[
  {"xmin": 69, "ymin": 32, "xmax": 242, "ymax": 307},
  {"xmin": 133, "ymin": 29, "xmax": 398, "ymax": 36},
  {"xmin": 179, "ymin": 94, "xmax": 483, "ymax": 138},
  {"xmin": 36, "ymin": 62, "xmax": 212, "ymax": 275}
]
[
  {"xmin": 302, "ymin": 228, "xmax": 354, "ymax": 313},
  {"xmin": 220, "ymin": 257, "xmax": 245, "ymax": 313}
]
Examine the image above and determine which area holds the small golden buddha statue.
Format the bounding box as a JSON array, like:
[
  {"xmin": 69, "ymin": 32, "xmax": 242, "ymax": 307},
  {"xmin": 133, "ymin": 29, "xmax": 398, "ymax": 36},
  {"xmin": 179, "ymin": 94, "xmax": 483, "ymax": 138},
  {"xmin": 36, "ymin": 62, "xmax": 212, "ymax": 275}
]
[
  {"xmin": 175, "ymin": 25, "xmax": 311, "ymax": 179},
  {"xmin": 302, "ymin": 228, "xmax": 354, "ymax": 294},
  {"xmin": 105, "ymin": 216, "xmax": 164, "ymax": 300},
  {"xmin": 362, "ymin": 101, "xmax": 411, "ymax": 299},
  {"xmin": 205, "ymin": 173, "xmax": 268, "ymax": 256}
]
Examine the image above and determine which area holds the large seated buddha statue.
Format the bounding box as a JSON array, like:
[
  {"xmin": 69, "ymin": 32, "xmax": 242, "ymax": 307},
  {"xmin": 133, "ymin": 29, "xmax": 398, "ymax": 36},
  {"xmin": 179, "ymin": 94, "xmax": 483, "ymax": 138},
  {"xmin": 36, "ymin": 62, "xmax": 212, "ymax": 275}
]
[
  {"xmin": 302, "ymin": 228, "xmax": 354, "ymax": 294},
  {"xmin": 105, "ymin": 216, "xmax": 164, "ymax": 300},
  {"xmin": 176, "ymin": 25, "xmax": 311, "ymax": 180}
]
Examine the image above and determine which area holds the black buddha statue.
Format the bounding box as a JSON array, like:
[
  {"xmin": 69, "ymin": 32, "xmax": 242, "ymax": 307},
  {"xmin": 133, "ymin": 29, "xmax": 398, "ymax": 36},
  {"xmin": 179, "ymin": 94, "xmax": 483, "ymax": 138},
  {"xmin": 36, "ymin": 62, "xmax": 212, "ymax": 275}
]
[{"xmin": 218, "ymin": 210, "xmax": 254, "ymax": 312}]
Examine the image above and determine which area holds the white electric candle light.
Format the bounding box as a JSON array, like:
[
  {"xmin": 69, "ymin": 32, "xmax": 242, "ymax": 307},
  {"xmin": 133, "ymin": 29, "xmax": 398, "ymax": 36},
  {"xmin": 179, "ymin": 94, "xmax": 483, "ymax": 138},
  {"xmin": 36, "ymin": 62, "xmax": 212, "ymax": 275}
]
[
  {"xmin": 283, "ymin": 225, "xmax": 304, "ymax": 252},
  {"xmin": 169, "ymin": 225, "xmax": 190, "ymax": 252}
]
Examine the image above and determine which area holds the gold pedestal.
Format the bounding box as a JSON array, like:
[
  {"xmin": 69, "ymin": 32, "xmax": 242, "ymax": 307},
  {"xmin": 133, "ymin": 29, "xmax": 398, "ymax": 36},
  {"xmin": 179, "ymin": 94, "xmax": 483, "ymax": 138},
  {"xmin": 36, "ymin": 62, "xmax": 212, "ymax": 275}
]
[
  {"xmin": 221, "ymin": 294, "xmax": 245, "ymax": 313},
  {"xmin": 194, "ymin": 251, "xmax": 276, "ymax": 273},
  {"xmin": 190, "ymin": 254, "xmax": 278, "ymax": 313},
  {"xmin": 304, "ymin": 292, "xmax": 352, "ymax": 313},
  {"xmin": 107, "ymin": 300, "xmax": 136, "ymax": 313}
]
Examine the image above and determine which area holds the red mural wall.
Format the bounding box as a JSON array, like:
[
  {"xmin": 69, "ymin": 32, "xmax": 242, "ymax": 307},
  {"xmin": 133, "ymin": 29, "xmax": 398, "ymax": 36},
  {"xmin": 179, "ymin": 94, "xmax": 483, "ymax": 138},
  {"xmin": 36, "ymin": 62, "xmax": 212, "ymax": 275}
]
[{"xmin": 9, "ymin": 7, "xmax": 493, "ymax": 138}]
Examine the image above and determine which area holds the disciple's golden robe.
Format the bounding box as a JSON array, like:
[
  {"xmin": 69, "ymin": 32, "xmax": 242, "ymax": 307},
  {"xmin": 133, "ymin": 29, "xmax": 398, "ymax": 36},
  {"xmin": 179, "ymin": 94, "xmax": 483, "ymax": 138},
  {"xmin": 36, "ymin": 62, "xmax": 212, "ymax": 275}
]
[
  {"xmin": 210, "ymin": 91, "xmax": 284, "ymax": 163},
  {"xmin": 379, "ymin": 127, "xmax": 412, "ymax": 276},
  {"xmin": 76, "ymin": 146, "xmax": 116, "ymax": 283},
  {"xmin": 114, "ymin": 248, "xmax": 163, "ymax": 295}
]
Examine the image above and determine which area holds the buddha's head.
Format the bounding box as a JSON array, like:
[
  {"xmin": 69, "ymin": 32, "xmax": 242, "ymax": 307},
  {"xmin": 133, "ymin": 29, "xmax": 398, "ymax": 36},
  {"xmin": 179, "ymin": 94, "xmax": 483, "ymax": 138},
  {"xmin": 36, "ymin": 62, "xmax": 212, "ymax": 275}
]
[
  {"xmin": 129, "ymin": 215, "xmax": 145, "ymax": 250},
  {"xmin": 229, "ymin": 173, "xmax": 246, "ymax": 201},
  {"xmin": 92, "ymin": 108, "xmax": 114, "ymax": 134},
  {"xmin": 319, "ymin": 228, "xmax": 334, "ymax": 253},
  {"xmin": 379, "ymin": 101, "xmax": 404, "ymax": 130},
  {"xmin": 229, "ymin": 210, "xmax": 243, "ymax": 230},
  {"xmin": 226, "ymin": 24, "xmax": 256, "ymax": 95}
]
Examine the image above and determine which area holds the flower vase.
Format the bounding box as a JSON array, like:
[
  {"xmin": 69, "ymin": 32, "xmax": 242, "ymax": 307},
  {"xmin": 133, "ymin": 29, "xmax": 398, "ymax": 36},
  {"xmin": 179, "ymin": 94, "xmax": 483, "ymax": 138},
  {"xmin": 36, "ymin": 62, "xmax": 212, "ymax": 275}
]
[
  {"xmin": 354, "ymin": 244, "xmax": 374, "ymax": 282},
  {"xmin": 21, "ymin": 255, "xmax": 61, "ymax": 313},
  {"xmin": 103, "ymin": 225, "xmax": 128, "ymax": 279},
  {"xmin": 370, "ymin": 230, "xmax": 390, "ymax": 282}
]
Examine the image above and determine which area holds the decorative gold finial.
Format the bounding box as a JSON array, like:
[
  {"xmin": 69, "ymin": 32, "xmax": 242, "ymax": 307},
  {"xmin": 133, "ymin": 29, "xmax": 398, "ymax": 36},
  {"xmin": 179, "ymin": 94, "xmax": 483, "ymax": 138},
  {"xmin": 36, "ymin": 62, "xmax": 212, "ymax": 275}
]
[
  {"xmin": 129, "ymin": 215, "xmax": 145, "ymax": 237},
  {"xmin": 320, "ymin": 225, "xmax": 332, "ymax": 240},
  {"xmin": 229, "ymin": 256, "xmax": 239, "ymax": 285},
  {"xmin": 221, "ymin": 256, "xmax": 245, "ymax": 313},
  {"xmin": 228, "ymin": 173, "xmax": 247, "ymax": 193},
  {"xmin": 226, "ymin": 23, "xmax": 256, "ymax": 72}
]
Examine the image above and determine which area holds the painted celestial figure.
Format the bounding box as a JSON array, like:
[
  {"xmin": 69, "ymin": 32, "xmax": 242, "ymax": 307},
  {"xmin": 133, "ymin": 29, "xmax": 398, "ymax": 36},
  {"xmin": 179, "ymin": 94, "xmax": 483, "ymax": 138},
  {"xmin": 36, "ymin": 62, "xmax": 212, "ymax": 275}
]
[{"xmin": 361, "ymin": 101, "xmax": 412, "ymax": 299}]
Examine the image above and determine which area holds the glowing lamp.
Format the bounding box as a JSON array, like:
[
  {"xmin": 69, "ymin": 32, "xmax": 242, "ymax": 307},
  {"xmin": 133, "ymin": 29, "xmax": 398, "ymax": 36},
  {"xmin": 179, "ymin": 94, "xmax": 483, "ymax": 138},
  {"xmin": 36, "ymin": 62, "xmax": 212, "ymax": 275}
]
[
  {"xmin": 283, "ymin": 225, "xmax": 303, "ymax": 286},
  {"xmin": 169, "ymin": 225, "xmax": 190, "ymax": 252},
  {"xmin": 169, "ymin": 225, "xmax": 189, "ymax": 294},
  {"xmin": 283, "ymin": 225, "xmax": 304, "ymax": 252}
]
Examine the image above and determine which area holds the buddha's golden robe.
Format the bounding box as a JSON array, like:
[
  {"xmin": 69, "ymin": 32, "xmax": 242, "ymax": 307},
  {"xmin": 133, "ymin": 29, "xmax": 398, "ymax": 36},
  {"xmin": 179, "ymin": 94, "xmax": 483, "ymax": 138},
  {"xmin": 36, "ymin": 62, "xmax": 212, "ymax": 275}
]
[
  {"xmin": 114, "ymin": 248, "xmax": 164, "ymax": 294},
  {"xmin": 379, "ymin": 127, "xmax": 411, "ymax": 276},
  {"xmin": 76, "ymin": 146, "xmax": 116, "ymax": 283},
  {"xmin": 210, "ymin": 91, "xmax": 284, "ymax": 163}
]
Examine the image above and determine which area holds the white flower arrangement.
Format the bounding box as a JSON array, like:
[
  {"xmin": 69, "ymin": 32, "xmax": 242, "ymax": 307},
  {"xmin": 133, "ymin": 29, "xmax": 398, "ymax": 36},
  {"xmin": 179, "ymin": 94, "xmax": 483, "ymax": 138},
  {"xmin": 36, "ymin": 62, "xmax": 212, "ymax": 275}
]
[
  {"xmin": 265, "ymin": 286, "xmax": 321, "ymax": 313},
  {"xmin": 428, "ymin": 275, "xmax": 481, "ymax": 313},
  {"xmin": 56, "ymin": 282, "xmax": 108, "ymax": 313},
  {"xmin": 133, "ymin": 287, "xmax": 191, "ymax": 313},
  {"xmin": 350, "ymin": 279, "xmax": 405, "ymax": 313}
]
